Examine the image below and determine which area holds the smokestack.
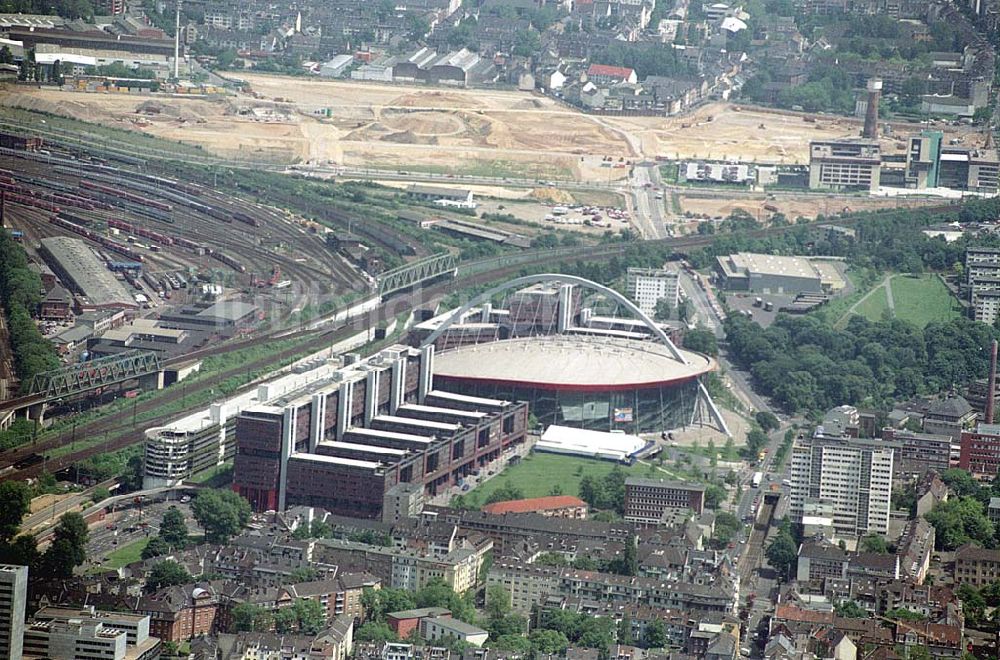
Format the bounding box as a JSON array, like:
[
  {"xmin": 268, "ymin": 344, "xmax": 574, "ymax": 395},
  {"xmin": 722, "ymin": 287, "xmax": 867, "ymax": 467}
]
[
  {"xmin": 988, "ymin": 340, "xmax": 998, "ymax": 425},
  {"xmin": 863, "ymin": 79, "xmax": 882, "ymax": 140},
  {"xmin": 173, "ymin": 0, "xmax": 181, "ymax": 80}
]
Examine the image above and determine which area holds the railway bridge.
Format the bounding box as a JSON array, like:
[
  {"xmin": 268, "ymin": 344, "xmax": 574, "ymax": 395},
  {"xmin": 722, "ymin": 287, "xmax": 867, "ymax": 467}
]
[{"xmin": 0, "ymin": 350, "xmax": 163, "ymax": 424}]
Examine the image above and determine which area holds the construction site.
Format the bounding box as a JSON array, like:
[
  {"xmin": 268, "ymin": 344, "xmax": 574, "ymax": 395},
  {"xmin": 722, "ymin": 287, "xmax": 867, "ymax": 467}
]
[{"xmin": 0, "ymin": 74, "xmax": 983, "ymax": 181}]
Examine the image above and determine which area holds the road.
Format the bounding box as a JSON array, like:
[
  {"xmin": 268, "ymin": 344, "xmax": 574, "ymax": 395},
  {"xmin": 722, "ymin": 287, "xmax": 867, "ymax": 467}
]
[
  {"xmin": 631, "ymin": 165, "xmax": 668, "ymax": 239},
  {"xmin": 678, "ymin": 269, "xmax": 789, "ymax": 655}
]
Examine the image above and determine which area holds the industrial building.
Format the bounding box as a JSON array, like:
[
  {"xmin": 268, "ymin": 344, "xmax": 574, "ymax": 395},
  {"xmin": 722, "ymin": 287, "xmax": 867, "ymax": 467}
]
[
  {"xmin": 715, "ymin": 252, "xmax": 843, "ymax": 294},
  {"xmin": 231, "ymin": 344, "xmax": 528, "ymax": 517},
  {"xmin": 626, "ymin": 267, "xmax": 680, "ymax": 317},
  {"xmin": 412, "ymin": 276, "xmax": 724, "ymax": 435},
  {"xmin": 808, "ymin": 139, "xmax": 882, "ymax": 192},
  {"xmin": 392, "ymin": 47, "xmax": 496, "ymax": 87},
  {"xmin": 960, "ymin": 423, "xmax": 1000, "ymax": 478},
  {"xmin": 38, "ymin": 236, "xmax": 138, "ymax": 312},
  {"xmin": 405, "ymin": 185, "xmax": 475, "ymax": 206},
  {"xmin": 789, "ymin": 431, "xmax": 894, "ymax": 539}
]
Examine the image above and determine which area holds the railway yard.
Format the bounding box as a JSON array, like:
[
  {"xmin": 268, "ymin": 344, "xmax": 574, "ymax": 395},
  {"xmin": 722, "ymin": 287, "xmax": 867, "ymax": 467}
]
[{"xmin": 1, "ymin": 146, "xmax": 368, "ymax": 322}]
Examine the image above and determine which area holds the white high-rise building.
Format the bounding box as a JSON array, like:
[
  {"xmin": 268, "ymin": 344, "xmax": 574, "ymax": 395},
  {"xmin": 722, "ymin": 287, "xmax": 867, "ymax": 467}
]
[
  {"xmin": 0, "ymin": 564, "xmax": 27, "ymax": 660},
  {"xmin": 789, "ymin": 432, "xmax": 894, "ymax": 538},
  {"xmin": 626, "ymin": 267, "xmax": 680, "ymax": 317}
]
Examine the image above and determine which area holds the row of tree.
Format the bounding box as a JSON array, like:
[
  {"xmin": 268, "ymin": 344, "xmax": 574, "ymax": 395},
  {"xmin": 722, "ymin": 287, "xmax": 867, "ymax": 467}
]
[
  {"xmin": 0, "ymin": 231, "xmax": 60, "ymax": 392},
  {"xmin": 0, "ymin": 481, "xmax": 88, "ymax": 578}
]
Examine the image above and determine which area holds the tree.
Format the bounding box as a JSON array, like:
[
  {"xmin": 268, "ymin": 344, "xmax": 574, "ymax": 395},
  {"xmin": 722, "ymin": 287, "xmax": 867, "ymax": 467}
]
[
  {"xmin": 766, "ymin": 530, "xmax": 798, "ymax": 579},
  {"xmin": 654, "ymin": 298, "xmax": 673, "ymax": 321},
  {"xmin": 275, "ymin": 599, "xmax": 325, "ymax": 635},
  {"xmin": 683, "ymin": 329, "xmax": 718, "ymax": 356},
  {"xmin": 835, "ymin": 601, "xmax": 867, "ymax": 618},
  {"xmin": 530, "ymin": 629, "xmax": 570, "ymax": 654},
  {"xmin": 704, "ymin": 484, "xmax": 727, "ymax": 510},
  {"xmin": 159, "ymin": 507, "xmax": 188, "ymax": 548},
  {"xmin": 608, "ymin": 535, "xmax": 638, "ymax": 576},
  {"xmin": 755, "ymin": 411, "xmax": 780, "ymax": 433},
  {"xmin": 356, "ymin": 621, "xmax": 399, "ymax": 643},
  {"xmin": 0, "ymin": 535, "xmax": 39, "ymax": 569},
  {"xmin": 290, "ymin": 566, "xmax": 318, "ymax": 583},
  {"xmin": 712, "ymin": 511, "xmax": 741, "ymax": 547},
  {"xmin": 141, "ymin": 536, "xmax": 170, "ymax": 560},
  {"xmin": 677, "ymin": 300, "xmax": 691, "ymax": 323},
  {"xmin": 484, "ymin": 481, "xmax": 525, "ymax": 504},
  {"xmin": 191, "ymin": 489, "xmax": 251, "ymax": 543},
  {"xmin": 643, "ymin": 619, "xmax": 667, "ymax": 649},
  {"xmin": 232, "ymin": 602, "xmax": 273, "ymax": 632},
  {"xmin": 0, "ymin": 481, "xmax": 31, "ymax": 542},
  {"xmin": 43, "ymin": 512, "xmax": 88, "ymax": 578},
  {"xmin": 860, "ymin": 534, "xmax": 890, "ymax": 554},
  {"xmin": 486, "ymin": 585, "xmax": 512, "ymax": 622},
  {"xmin": 147, "ymin": 560, "xmax": 192, "ymax": 591}
]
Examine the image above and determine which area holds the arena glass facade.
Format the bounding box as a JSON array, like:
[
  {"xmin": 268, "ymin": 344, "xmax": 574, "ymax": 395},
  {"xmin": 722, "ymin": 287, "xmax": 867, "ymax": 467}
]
[{"xmin": 433, "ymin": 376, "xmax": 702, "ymax": 434}]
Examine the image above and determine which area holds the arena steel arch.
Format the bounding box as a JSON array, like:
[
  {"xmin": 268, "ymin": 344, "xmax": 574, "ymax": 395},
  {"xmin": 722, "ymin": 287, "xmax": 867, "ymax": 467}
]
[{"xmin": 421, "ymin": 273, "xmax": 730, "ymax": 436}]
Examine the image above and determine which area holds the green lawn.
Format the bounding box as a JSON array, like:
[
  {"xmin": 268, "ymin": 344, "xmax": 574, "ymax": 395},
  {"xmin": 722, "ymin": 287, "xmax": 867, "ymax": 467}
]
[
  {"xmin": 810, "ymin": 269, "xmax": 872, "ymax": 326},
  {"xmin": 890, "ymin": 274, "xmax": 961, "ymax": 327},
  {"xmin": 466, "ymin": 452, "xmax": 655, "ymax": 505},
  {"xmin": 101, "ymin": 537, "xmax": 150, "ymax": 569},
  {"xmin": 852, "ymin": 284, "xmax": 890, "ymax": 322}
]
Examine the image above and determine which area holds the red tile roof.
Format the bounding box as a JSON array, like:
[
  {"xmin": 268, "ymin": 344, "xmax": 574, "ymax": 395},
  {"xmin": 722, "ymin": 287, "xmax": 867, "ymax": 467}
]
[
  {"xmin": 482, "ymin": 495, "xmax": 588, "ymax": 515},
  {"xmin": 587, "ymin": 64, "xmax": 635, "ymax": 80}
]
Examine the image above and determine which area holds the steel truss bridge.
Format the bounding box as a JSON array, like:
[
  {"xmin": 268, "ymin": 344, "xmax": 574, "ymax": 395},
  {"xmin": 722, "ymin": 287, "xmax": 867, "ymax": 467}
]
[{"xmin": 377, "ymin": 252, "xmax": 457, "ymax": 298}]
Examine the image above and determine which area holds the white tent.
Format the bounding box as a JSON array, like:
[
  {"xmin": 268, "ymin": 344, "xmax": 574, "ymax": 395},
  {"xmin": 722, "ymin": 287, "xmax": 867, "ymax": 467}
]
[{"xmin": 537, "ymin": 425, "xmax": 646, "ymax": 462}]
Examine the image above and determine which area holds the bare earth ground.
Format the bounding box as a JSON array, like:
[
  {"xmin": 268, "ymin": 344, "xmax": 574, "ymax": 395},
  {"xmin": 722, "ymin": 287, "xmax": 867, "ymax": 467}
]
[
  {"xmin": 1, "ymin": 74, "xmax": 984, "ymax": 181},
  {"xmin": 676, "ymin": 192, "xmax": 944, "ymax": 221}
]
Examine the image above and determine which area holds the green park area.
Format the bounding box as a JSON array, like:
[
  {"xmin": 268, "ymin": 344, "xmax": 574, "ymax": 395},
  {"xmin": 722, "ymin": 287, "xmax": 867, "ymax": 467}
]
[
  {"xmin": 459, "ymin": 453, "xmax": 649, "ymax": 507},
  {"xmin": 99, "ymin": 537, "xmax": 151, "ymax": 570},
  {"xmin": 831, "ymin": 273, "xmax": 960, "ymax": 328}
]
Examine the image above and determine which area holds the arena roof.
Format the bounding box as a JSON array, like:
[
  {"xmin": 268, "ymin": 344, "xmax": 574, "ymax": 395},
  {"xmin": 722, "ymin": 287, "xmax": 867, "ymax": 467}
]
[{"xmin": 433, "ymin": 336, "xmax": 714, "ymax": 391}]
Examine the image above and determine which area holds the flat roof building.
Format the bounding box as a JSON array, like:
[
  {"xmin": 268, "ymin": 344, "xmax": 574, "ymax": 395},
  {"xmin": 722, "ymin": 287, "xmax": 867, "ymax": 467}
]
[
  {"xmin": 626, "ymin": 267, "xmax": 680, "ymax": 317},
  {"xmin": 790, "ymin": 432, "xmax": 894, "ymax": 538},
  {"xmin": 623, "ymin": 477, "xmax": 706, "ymax": 524},
  {"xmin": 715, "ymin": 252, "xmax": 841, "ymax": 294},
  {"xmin": 808, "ymin": 139, "xmax": 881, "ymax": 192},
  {"xmin": 231, "ymin": 344, "xmax": 528, "ymax": 517},
  {"xmin": 0, "ymin": 565, "xmax": 27, "ymax": 660},
  {"xmin": 38, "ymin": 237, "xmax": 138, "ymax": 312}
]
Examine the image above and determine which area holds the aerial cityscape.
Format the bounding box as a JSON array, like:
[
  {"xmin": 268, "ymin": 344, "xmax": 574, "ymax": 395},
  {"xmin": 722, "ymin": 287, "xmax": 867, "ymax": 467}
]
[{"xmin": 4, "ymin": 0, "xmax": 1000, "ymax": 659}]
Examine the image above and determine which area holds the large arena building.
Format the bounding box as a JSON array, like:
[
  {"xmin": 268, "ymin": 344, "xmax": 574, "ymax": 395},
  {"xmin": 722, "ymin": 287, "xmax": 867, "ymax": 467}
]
[{"xmin": 412, "ymin": 274, "xmax": 726, "ymax": 436}]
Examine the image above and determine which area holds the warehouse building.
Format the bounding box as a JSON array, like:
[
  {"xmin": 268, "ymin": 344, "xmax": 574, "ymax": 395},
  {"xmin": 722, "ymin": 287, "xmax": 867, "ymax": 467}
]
[
  {"xmin": 231, "ymin": 344, "xmax": 528, "ymax": 517},
  {"xmin": 808, "ymin": 139, "xmax": 881, "ymax": 192},
  {"xmin": 392, "ymin": 47, "xmax": 496, "ymax": 87},
  {"xmin": 38, "ymin": 236, "xmax": 138, "ymax": 312},
  {"xmin": 715, "ymin": 252, "xmax": 843, "ymax": 294}
]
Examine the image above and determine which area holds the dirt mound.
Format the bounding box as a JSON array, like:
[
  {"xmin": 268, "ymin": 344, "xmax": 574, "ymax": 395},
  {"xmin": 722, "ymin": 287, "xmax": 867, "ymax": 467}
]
[
  {"xmin": 382, "ymin": 130, "xmax": 438, "ymax": 145},
  {"xmin": 136, "ymin": 100, "xmax": 168, "ymax": 115},
  {"xmin": 529, "ymin": 187, "xmax": 573, "ymax": 204}
]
